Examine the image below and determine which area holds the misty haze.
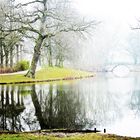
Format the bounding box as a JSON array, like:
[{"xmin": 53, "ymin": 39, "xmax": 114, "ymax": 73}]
[{"xmin": 0, "ymin": 0, "xmax": 140, "ymax": 139}]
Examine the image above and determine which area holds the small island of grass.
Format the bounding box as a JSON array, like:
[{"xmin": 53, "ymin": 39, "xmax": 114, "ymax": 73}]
[{"xmin": 0, "ymin": 67, "xmax": 95, "ymax": 84}]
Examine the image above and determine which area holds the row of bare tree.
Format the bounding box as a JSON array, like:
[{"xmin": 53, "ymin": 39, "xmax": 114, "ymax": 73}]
[{"xmin": 0, "ymin": 0, "xmax": 24, "ymax": 68}]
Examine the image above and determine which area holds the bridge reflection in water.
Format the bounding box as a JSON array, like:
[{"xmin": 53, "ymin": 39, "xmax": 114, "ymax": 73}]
[{"xmin": 112, "ymin": 65, "xmax": 130, "ymax": 77}]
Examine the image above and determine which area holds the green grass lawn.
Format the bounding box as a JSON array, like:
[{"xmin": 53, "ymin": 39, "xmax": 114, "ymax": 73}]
[
  {"xmin": 0, "ymin": 67, "xmax": 94, "ymax": 84},
  {"xmin": 0, "ymin": 133, "xmax": 139, "ymax": 140}
]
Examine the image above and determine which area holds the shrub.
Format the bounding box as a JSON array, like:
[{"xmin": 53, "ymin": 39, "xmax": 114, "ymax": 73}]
[
  {"xmin": 0, "ymin": 67, "xmax": 16, "ymax": 74},
  {"xmin": 15, "ymin": 60, "xmax": 29, "ymax": 71}
]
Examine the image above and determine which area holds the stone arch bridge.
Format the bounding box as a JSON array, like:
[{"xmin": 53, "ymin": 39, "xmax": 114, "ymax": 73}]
[{"xmin": 104, "ymin": 64, "xmax": 140, "ymax": 72}]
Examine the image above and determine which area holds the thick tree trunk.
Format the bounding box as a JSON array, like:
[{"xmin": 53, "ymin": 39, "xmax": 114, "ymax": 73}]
[
  {"xmin": 10, "ymin": 46, "xmax": 14, "ymax": 67},
  {"xmin": 16, "ymin": 44, "xmax": 19, "ymax": 63},
  {"xmin": 59, "ymin": 60, "xmax": 64, "ymax": 68},
  {"xmin": 48, "ymin": 45, "xmax": 53, "ymax": 67},
  {"xmin": 56, "ymin": 55, "xmax": 64, "ymax": 68},
  {"xmin": 0, "ymin": 45, "xmax": 4, "ymax": 68},
  {"xmin": 3, "ymin": 46, "xmax": 9, "ymax": 67},
  {"xmin": 25, "ymin": 0, "xmax": 47, "ymax": 78},
  {"xmin": 5, "ymin": 53, "xmax": 9, "ymax": 67},
  {"xmin": 25, "ymin": 35, "xmax": 44, "ymax": 78}
]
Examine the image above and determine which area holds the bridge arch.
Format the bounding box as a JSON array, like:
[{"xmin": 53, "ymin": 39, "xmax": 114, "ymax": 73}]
[{"xmin": 111, "ymin": 64, "xmax": 130, "ymax": 72}]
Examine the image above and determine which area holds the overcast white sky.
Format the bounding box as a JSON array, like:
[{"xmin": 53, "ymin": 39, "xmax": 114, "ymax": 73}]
[
  {"xmin": 74, "ymin": 0, "xmax": 140, "ymax": 21},
  {"xmin": 15, "ymin": 0, "xmax": 140, "ymax": 24},
  {"xmin": 72, "ymin": 0, "xmax": 140, "ymax": 65}
]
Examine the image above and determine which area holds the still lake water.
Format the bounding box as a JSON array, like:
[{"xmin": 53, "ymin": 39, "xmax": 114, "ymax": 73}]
[{"xmin": 0, "ymin": 72, "xmax": 140, "ymax": 137}]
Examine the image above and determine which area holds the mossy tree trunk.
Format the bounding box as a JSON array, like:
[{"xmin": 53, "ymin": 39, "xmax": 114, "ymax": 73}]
[
  {"xmin": 48, "ymin": 45, "xmax": 53, "ymax": 67},
  {"xmin": 58, "ymin": 56, "xmax": 64, "ymax": 68},
  {"xmin": 3, "ymin": 44, "xmax": 10, "ymax": 67},
  {"xmin": 55, "ymin": 54, "xmax": 64, "ymax": 68},
  {"xmin": 25, "ymin": 35, "xmax": 44, "ymax": 78},
  {"xmin": 5, "ymin": 51, "xmax": 9, "ymax": 67},
  {"xmin": 25, "ymin": 0, "xmax": 47, "ymax": 78},
  {"xmin": 16, "ymin": 44, "xmax": 20, "ymax": 63},
  {"xmin": 10, "ymin": 45, "xmax": 14, "ymax": 67},
  {"xmin": 0, "ymin": 42, "xmax": 4, "ymax": 68}
]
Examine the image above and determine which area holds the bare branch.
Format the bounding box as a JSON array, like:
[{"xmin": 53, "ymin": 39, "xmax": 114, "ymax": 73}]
[
  {"xmin": 15, "ymin": 0, "xmax": 43, "ymax": 8},
  {"xmin": 131, "ymin": 27, "xmax": 140, "ymax": 30}
]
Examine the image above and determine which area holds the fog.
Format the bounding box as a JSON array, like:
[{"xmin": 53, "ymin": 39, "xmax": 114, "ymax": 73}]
[{"xmin": 71, "ymin": 0, "xmax": 140, "ymax": 70}]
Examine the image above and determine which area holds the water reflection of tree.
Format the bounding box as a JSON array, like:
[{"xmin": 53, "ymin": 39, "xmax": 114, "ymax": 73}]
[
  {"xmin": 31, "ymin": 85, "xmax": 47, "ymax": 129},
  {"xmin": 130, "ymin": 90, "xmax": 140, "ymax": 116},
  {"xmin": 31, "ymin": 84, "xmax": 91, "ymax": 130},
  {"xmin": 0, "ymin": 85, "xmax": 25, "ymax": 131},
  {"xmin": 130, "ymin": 74, "xmax": 140, "ymax": 116}
]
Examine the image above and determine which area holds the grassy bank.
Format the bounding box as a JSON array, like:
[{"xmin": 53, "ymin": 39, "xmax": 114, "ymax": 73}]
[
  {"xmin": 0, "ymin": 67, "xmax": 94, "ymax": 84},
  {"xmin": 0, "ymin": 133, "xmax": 139, "ymax": 140}
]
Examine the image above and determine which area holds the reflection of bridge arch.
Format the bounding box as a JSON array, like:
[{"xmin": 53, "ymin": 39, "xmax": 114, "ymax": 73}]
[{"xmin": 111, "ymin": 64, "xmax": 130, "ymax": 72}]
